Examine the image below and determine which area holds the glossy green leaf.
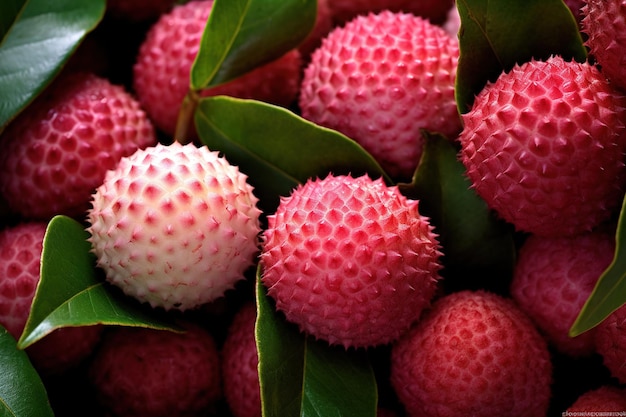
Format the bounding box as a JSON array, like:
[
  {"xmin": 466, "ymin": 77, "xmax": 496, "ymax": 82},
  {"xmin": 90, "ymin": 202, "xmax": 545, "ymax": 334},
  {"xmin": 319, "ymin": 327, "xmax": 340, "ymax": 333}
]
[
  {"xmin": 195, "ymin": 96, "xmax": 390, "ymax": 213},
  {"xmin": 256, "ymin": 272, "xmax": 378, "ymax": 417},
  {"xmin": 398, "ymin": 133, "xmax": 516, "ymax": 292},
  {"xmin": 570, "ymin": 195, "xmax": 626, "ymax": 337},
  {"xmin": 0, "ymin": 326, "xmax": 54, "ymax": 417},
  {"xmin": 0, "ymin": 0, "xmax": 105, "ymax": 132},
  {"xmin": 18, "ymin": 215, "xmax": 181, "ymax": 349},
  {"xmin": 455, "ymin": 0, "xmax": 587, "ymax": 114},
  {"xmin": 191, "ymin": 0, "xmax": 316, "ymax": 90},
  {"xmin": 0, "ymin": 0, "xmax": 26, "ymax": 41}
]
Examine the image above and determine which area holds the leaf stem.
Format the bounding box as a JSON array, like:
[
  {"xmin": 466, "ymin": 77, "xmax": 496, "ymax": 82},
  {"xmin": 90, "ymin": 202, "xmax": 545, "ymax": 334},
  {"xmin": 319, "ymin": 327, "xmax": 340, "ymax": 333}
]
[{"xmin": 174, "ymin": 89, "xmax": 201, "ymax": 144}]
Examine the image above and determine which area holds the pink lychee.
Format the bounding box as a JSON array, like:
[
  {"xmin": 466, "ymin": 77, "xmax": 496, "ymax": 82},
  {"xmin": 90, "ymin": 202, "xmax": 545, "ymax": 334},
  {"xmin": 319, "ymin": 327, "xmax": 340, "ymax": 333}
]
[
  {"xmin": 132, "ymin": 0, "xmax": 303, "ymax": 137},
  {"xmin": 260, "ymin": 174, "xmax": 442, "ymax": 349},
  {"xmin": 510, "ymin": 230, "xmax": 615, "ymax": 357},
  {"xmin": 459, "ymin": 55, "xmax": 626, "ymax": 237},
  {"xmin": 299, "ymin": 11, "xmax": 460, "ymax": 180},
  {"xmin": 0, "ymin": 222, "xmax": 103, "ymax": 375},
  {"xmin": 0, "ymin": 71, "xmax": 156, "ymax": 220},
  {"xmin": 221, "ymin": 302, "xmax": 261, "ymax": 417},
  {"xmin": 594, "ymin": 303, "xmax": 626, "ymax": 384},
  {"xmin": 390, "ymin": 290, "xmax": 553, "ymax": 417},
  {"xmin": 581, "ymin": 0, "xmax": 626, "ymax": 91},
  {"xmin": 88, "ymin": 322, "xmax": 222, "ymax": 417},
  {"xmin": 86, "ymin": 142, "xmax": 262, "ymax": 311}
]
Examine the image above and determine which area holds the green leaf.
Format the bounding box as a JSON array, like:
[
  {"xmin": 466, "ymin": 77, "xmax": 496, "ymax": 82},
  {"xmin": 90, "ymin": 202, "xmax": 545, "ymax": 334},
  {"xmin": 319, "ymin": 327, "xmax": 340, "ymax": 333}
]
[
  {"xmin": 570, "ymin": 195, "xmax": 626, "ymax": 337},
  {"xmin": 398, "ymin": 133, "xmax": 516, "ymax": 292},
  {"xmin": 455, "ymin": 0, "xmax": 587, "ymax": 114},
  {"xmin": 0, "ymin": 326, "xmax": 54, "ymax": 417},
  {"xmin": 0, "ymin": 0, "xmax": 105, "ymax": 131},
  {"xmin": 191, "ymin": 0, "xmax": 316, "ymax": 90},
  {"xmin": 18, "ymin": 215, "xmax": 181, "ymax": 349},
  {"xmin": 195, "ymin": 96, "xmax": 390, "ymax": 213},
  {"xmin": 0, "ymin": 0, "xmax": 26, "ymax": 41},
  {"xmin": 255, "ymin": 272, "xmax": 378, "ymax": 417}
]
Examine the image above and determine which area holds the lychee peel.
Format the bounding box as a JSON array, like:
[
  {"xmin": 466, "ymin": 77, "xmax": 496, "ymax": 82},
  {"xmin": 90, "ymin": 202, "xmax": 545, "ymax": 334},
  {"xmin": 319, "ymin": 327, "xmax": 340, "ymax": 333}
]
[
  {"xmin": 260, "ymin": 174, "xmax": 442, "ymax": 348},
  {"xmin": 460, "ymin": 55, "xmax": 626, "ymax": 237},
  {"xmin": 87, "ymin": 142, "xmax": 262, "ymax": 311},
  {"xmin": 299, "ymin": 11, "xmax": 460, "ymax": 180}
]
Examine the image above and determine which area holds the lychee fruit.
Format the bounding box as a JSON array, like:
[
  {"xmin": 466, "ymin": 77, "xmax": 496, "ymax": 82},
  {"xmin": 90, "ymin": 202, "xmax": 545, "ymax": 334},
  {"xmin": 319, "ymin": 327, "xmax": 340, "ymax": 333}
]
[
  {"xmin": 0, "ymin": 71, "xmax": 157, "ymax": 220},
  {"xmin": 0, "ymin": 222, "xmax": 103, "ymax": 375},
  {"xmin": 260, "ymin": 173, "xmax": 442, "ymax": 349},
  {"xmin": 299, "ymin": 11, "xmax": 460, "ymax": 180},
  {"xmin": 459, "ymin": 55, "xmax": 626, "ymax": 237},
  {"xmin": 88, "ymin": 322, "xmax": 222, "ymax": 417},
  {"xmin": 594, "ymin": 303, "xmax": 626, "ymax": 384},
  {"xmin": 132, "ymin": 0, "xmax": 303, "ymax": 137},
  {"xmin": 221, "ymin": 302, "xmax": 261, "ymax": 417},
  {"xmin": 581, "ymin": 0, "xmax": 626, "ymax": 91},
  {"xmin": 390, "ymin": 290, "xmax": 553, "ymax": 417},
  {"xmin": 566, "ymin": 385, "xmax": 626, "ymax": 412},
  {"xmin": 509, "ymin": 229, "xmax": 615, "ymax": 357},
  {"xmin": 86, "ymin": 142, "xmax": 262, "ymax": 311},
  {"xmin": 328, "ymin": 0, "xmax": 454, "ymax": 26}
]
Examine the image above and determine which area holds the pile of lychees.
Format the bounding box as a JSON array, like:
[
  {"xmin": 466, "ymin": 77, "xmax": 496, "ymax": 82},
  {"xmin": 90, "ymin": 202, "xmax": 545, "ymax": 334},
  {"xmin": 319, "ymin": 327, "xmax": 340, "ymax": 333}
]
[{"xmin": 1, "ymin": 0, "xmax": 626, "ymax": 416}]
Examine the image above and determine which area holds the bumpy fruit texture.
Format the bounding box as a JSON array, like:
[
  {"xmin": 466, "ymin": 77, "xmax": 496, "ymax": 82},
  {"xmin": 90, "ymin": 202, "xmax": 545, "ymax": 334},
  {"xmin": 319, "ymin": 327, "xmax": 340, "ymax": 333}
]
[
  {"xmin": 566, "ymin": 385, "xmax": 626, "ymax": 412},
  {"xmin": 299, "ymin": 11, "xmax": 460, "ymax": 180},
  {"xmin": 0, "ymin": 222, "xmax": 102, "ymax": 375},
  {"xmin": 89, "ymin": 322, "xmax": 222, "ymax": 417},
  {"xmin": 221, "ymin": 302, "xmax": 261, "ymax": 417},
  {"xmin": 564, "ymin": 0, "xmax": 586, "ymax": 23},
  {"xmin": 328, "ymin": 0, "xmax": 454, "ymax": 25},
  {"xmin": 133, "ymin": 0, "xmax": 302, "ymax": 137},
  {"xmin": 0, "ymin": 71, "xmax": 156, "ymax": 220},
  {"xmin": 87, "ymin": 142, "xmax": 261, "ymax": 311},
  {"xmin": 582, "ymin": 0, "xmax": 626, "ymax": 91},
  {"xmin": 459, "ymin": 56, "xmax": 626, "ymax": 237},
  {"xmin": 510, "ymin": 230, "xmax": 615, "ymax": 357},
  {"xmin": 260, "ymin": 174, "xmax": 442, "ymax": 348},
  {"xmin": 595, "ymin": 303, "xmax": 626, "ymax": 383},
  {"xmin": 390, "ymin": 290, "xmax": 552, "ymax": 417}
]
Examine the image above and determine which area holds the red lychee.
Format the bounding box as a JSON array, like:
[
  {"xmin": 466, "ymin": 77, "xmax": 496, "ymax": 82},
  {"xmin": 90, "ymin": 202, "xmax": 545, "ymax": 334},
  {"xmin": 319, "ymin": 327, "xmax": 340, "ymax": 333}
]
[
  {"xmin": 459, "ymin": 55, "xmax": 626, "ymax": 237},
  {"xmin": 260, "ymin": 174, "xmax": 442, "ymax": 349},
  {"xmin": 87, "ymin": 142, "xmax": 262, "ymax": 311},
  {"xmin": 594, "ymin": 303, "xmax": 626, "ymax": 384},
  {"xmin": 221, "ymin": 302, "xmax": 261, "ymax": 417},
  {"xmin": 88, "ymin": 322, "xmax": 222, "ymax": 417},
  {"xmin": 328, "ymin": 0, "xmax": 454, "ymax": 26},
  {"xmin": 581, "ymin": 0, "xmax": 626, "ymax": 91},
  {"xmin": 299, "ymin": 11, "xmax": 460, "ymax": 180},
  {"xmin": 0, "ymin": 222, "xmax": 103, "ymax": 375},
  {"xmin": 132, "ymin": 0, "xmax": 303, "ymax": 137},
  {"xmin": 390, "ymin": 290, "xmax": 553, "ymax": 417},
  {"xmin": 510, "ymin": 230, "xmax": 615, "ymax": 357},
  {"xmin": 566, "ymin": 385, "xmax": 626, "ymax": 412},
  {"xmin": 0, "ymin": 71, "xmax": 156, "ymax": 220}
]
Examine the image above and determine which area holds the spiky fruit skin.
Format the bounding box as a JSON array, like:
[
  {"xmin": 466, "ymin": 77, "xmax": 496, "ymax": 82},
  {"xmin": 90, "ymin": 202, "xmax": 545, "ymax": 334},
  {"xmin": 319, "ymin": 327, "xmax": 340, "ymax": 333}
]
[
  {"xmin": 89, "ymin": 322, "xmax": 222, "ymax": 417},
  {"xmin": 222, "ymin": 303, "xmax": 261, "ymax": 417},
  {"xmin": 459, "ymin": 56, "xmax": 626, "ymax": 237},
  {"xmin": 87, "ymin": 142, "xmax": 262, "ymax": 311},
  {"xmin": 595, "ymin": 303, "xmax": 626, "ymax": 383},
  {"xmin": 582, "ymin": 0, "xmax": 626, "ymax": 91},
  {"xmin": 0, "ymin": 72, "xmax": 156, "ymax": 220},
  {"xmin": 260, "ymin": 174, "xmax": 442, "ymax": 348},
  {"xmin": 390, "ymin": 290, "xmax": 553, "ymax": 417},
  {"xmin": 0, "ymin": 222, "xmax": 103, "ymax": 375},
  {"xmin": 328, "ymin": 0, "xmax": 454, "ymax": 25},
  {"xmin": 510, "ymin": 230, "xmax": 615, "ymax": 357},
  {"xmin": 299, "ymin": 11, "xmax": 460, "ymax": 180},
  {"xmin": 566, "ymin": 385, "xmax": 626, "ymax": 412},
  {"xmin": 133, "ymin": 0, "xmax": 302, "ymax": 137}
]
